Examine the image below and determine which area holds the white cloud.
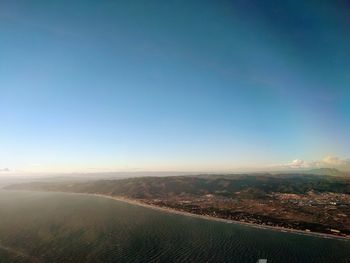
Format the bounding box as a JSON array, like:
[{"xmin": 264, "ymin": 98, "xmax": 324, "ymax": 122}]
[
  {"xmin": 0, "ymin": 168, "xmax": 10, "ymax": 172},
  {"xmin": 321, "ymin": 156, "xmax": 350, "ymax": 166},
  {"xmin": 281, "ymin": 156, "xmax": 350, "ymax": 170},
  {"xmin": 283, "ymin": 159, "xmax": 309, "ymax": 169}
]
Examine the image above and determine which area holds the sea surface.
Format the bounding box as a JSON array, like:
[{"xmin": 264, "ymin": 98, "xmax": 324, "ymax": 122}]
[{"xmin": 0, "ymin": 190, "xmax": 349, "ymax": 263}]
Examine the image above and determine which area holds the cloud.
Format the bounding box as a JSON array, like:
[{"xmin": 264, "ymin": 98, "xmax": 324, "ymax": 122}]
[
  {"xmin": 280, "ymin": 156, "xmax": 350, "ymax": 170},
  {"xmin": 284, "ymin": 159, "xmax": 308, "ymax": 169},
  {"xmin": 0, "ymin": 168, "xmax": 10, "ymax": 172},
  {"xmin": 320, "ymin": 156, "xmax": 350, "ymax": 166}
]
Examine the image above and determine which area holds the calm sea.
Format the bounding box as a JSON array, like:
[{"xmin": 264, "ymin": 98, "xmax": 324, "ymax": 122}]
[{"xmin": 0, "ymin": 190, "xmax": 349, "ymax": 263}]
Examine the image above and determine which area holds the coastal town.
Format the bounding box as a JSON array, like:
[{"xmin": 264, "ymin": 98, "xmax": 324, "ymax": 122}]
[
  {"xmin": 139, "ymin": 190, "xmax": 350, "ymax": 238},
  {"xmin": 6, "ymin": 173, "xmax": 350, "ymax": 239}
]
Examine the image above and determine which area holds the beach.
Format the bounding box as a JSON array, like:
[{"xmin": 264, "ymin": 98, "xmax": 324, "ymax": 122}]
[{"xmin": 86, "ymin": 193, "xmax": 349, "ymax": 241}]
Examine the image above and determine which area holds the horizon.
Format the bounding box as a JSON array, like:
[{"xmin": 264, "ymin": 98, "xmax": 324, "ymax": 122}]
[
  {"xmin": 1, "ymin": 0, "xmax": 350, "ymax": 174},
  {"xmin": 1, "ymin": 163, "xmax": 349, "ymax": 177}
]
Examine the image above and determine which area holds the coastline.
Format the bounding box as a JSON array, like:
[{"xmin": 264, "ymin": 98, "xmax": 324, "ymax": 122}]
[
  {"xmin": 86, "ymin": 193, "xmax": 349, "ymax": 241},
  {"xmin": 3, "ymin": 189, "xmax": 349, "ymax": 241}
]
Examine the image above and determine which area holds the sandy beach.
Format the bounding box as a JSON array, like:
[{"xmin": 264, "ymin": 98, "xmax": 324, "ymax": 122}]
[
  {"xmin": 4, "ymin": 189, "xmax": 348, "ymax": 241},
  {"xmin": 82, "ymin": 193, "xmax": 350, "ymax": 241}
]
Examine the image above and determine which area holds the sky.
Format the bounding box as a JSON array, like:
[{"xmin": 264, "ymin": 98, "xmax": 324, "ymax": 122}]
[{"xmin": 1, "ymin": 0, "xmax": 350, "ymax": 173}]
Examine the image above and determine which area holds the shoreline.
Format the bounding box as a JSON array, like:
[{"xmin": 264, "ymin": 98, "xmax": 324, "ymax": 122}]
[
  {"xmin": 86, "ymin": 193, "xmax": 349, "ymax": 241},
  {"xmin": 3, "ymin": 189, "xmax": 349, "ymax": 241}
]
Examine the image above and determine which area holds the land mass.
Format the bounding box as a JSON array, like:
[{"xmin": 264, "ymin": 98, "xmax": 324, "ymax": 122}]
[{"xmin": 5, "ymin": 172, "xmax": 350, "ymax": 238}]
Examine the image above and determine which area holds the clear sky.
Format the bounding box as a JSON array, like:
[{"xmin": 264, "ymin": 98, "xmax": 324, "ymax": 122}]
[{"xmin": 1, "ymin": 0, "xmax": 350, "ymax": 173}]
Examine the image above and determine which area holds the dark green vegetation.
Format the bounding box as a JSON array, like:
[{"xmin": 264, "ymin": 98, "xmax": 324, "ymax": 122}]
[
  {"xmin": 6, "ymin": 173, "xmax": 350, "ymax": 237},
  {"xmin": 304, "ymin": 168, "xmax": 347, "ymax": 177},
  {"xmin": 1, "ymin": 190, "xmax": 350, "ymax": 263}
]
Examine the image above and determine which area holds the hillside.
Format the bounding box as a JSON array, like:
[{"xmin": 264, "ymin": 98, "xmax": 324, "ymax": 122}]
[
  {"xmin": 6, "ymin": 173, "xmax": 350, "ymax": 197},
  {"xmin": 5, "ymin": 174, "xmax": 350, "ymax": 237}
]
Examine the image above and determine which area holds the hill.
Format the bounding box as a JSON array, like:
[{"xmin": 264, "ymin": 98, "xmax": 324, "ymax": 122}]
[{"xmin": 5, "ymin": 174, "xmax": 350, "ymax": 237}]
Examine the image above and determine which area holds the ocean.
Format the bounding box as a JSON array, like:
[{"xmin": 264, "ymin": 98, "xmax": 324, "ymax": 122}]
[{"xmin": 0, "ymin": 190, "xmax": 349, "ymax": 263}]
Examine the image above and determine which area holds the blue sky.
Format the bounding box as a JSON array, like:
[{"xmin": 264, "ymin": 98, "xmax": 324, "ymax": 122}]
[{"xmin": 1, "ymin": 0, "xmax": 350, "ymax": 173}]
